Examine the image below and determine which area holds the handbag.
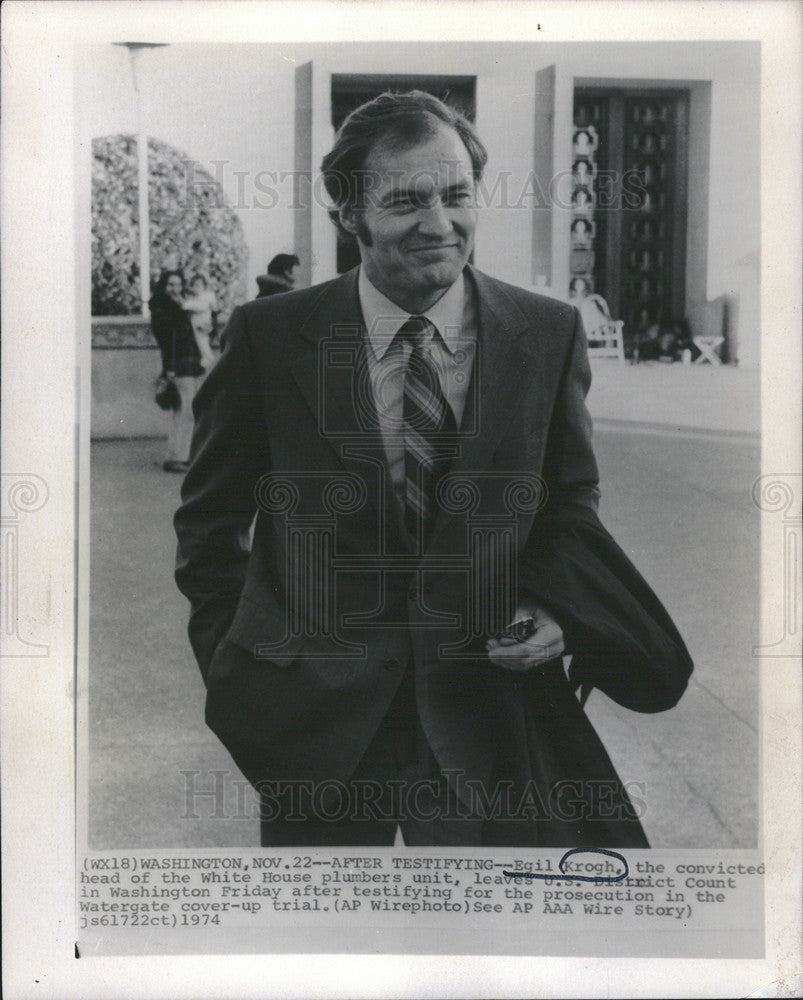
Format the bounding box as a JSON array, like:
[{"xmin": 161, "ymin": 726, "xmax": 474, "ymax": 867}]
[
  {"xmin": 154, "ymin": 372, "xmax": 180, "ymax": 411},
  {"xmin": 154, "ymin": 322, "xmax": 181, "ymax": 411}
]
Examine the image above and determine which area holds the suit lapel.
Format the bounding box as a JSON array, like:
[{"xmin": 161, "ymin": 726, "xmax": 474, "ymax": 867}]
[
  {"xmin": 288, "ymin": 268, "xmax": 376, "ymax": 440},
  {"xmin": 287, "ymin": 269, "xmax": 410, "ymax": 548},
  {"xmin": 449, "ymin": 267, "xmax": 542, "ymax": 476},
  {"xmin": 426, "ymin": 268, "xmax": 546, "ymax": 550}
]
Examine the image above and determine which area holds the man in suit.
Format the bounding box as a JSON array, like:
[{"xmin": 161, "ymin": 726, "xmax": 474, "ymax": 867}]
[{"xmin": 175, "ymin": 91, "xmax": 692, "ymax": 848}]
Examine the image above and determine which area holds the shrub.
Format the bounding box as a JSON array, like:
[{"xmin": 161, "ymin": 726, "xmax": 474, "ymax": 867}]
[
  {"xmin": 147, "ymin": 137, "xmax": 248, "ymax": 322},
  {"xmin": 91, "ymin": 134, "xmax": 249, "ymax": 321},
  {"xmin": 91, "ymin": 134, "xmax": 141, "ymax": 316}
]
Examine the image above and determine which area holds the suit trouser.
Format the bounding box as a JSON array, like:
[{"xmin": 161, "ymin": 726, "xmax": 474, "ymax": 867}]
[
  {"xmin": 253, "ymin": 666, "xmax": 483, "ymax": 847},
  {"xmin": 214, "ymin": 646, "xmax": 652, "ymax": 848}
]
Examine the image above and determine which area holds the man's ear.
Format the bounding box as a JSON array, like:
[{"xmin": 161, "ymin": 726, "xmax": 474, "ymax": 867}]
[{"xmin": 338, "ymin": 204, "xmax": 360, "ymax": 239}]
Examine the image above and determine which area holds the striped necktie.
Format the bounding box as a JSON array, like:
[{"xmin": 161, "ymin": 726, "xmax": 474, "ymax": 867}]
[{"xmin": 400, "ymin": 315, "xmax": 457, "ymax": 544}]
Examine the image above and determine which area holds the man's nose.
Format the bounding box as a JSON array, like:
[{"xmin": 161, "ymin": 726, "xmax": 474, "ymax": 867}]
[{"xmin": 416, "ymin": 199, "xmax": 452, "ymax": 238}]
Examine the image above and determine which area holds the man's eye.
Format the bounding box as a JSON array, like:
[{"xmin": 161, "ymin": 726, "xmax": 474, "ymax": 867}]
[
  {"xmin": 386, "ymin": 191, "xmax": 472, "ymax": 211},
  {"xmin": 388, "ymin": 198, "xmax": 417, "ymax": 212}
]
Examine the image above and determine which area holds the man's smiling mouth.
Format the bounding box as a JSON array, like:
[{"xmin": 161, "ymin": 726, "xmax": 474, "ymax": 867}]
[{"xmin": 408, "ymin": 244, "xmax": 459, "ymax": 253}]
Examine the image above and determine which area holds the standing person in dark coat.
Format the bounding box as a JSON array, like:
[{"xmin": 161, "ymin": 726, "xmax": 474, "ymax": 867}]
[
  {"xmin": 149, "ymin": 270, "xmax": 204, "ymax": 473},
  {"xmin": 175, "ymin": 91, "xmax": 693, "ymax": 847},
  {"xmin": 255, "ymin": 254, "xmax": 300, "ymax": 298}
]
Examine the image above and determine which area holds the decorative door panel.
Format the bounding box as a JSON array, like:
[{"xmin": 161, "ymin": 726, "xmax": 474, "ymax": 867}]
[{"xmin": 572, "ymin": 89, "xmax": 689, "ymax": 355}]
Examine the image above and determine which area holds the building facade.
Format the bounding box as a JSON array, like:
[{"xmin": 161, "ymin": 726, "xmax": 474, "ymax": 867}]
[{"xmin": 84, "ymin": 41, "xmax": 760, "ymax": 436}]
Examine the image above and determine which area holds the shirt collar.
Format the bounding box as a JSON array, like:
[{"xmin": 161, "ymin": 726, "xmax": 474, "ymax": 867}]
[{"xmin": 358, "ymin": 266, "xmax": 465, "ymax": 360}]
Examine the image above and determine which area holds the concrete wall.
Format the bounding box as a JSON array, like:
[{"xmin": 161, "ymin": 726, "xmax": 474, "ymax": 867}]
[{"xmin": 91, "ymin": 320, "xmax": 169, "ymax": 439}]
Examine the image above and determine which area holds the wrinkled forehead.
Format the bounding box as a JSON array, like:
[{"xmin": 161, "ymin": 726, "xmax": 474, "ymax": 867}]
[{"xmin": 363, "ymin": 123, "xmax": 475, "ymax": 195}]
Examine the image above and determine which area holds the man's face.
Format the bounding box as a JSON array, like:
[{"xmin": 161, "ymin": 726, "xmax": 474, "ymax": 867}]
[
  {"xmin": 340, "ymin": 121, "xmax": 478, "ymax": 310},
  {"xmin": 284, "ymin": 265, "xmax": 298, "ymax": 288}
]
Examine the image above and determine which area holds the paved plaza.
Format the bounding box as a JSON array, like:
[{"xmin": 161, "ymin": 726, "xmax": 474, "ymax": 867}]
[{"xmin": 87, "ymin": 365, "xmax": 761, "ymax": 850}]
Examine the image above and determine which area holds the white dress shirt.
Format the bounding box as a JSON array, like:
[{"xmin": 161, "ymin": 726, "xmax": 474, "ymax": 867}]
[{"xmin": 358, "ymin": 266, "xmax": 478, "ymax": 501}]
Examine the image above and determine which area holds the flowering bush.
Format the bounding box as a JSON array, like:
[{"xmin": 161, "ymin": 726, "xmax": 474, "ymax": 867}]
[
  {"xmin": 91, "ymin": 134, "xmax": 141, "ymax": 316},
  {"xmin": 91, "ymin": 134, "xmax": 249, "ymax": 321},
  {"xmin": 148, "ymin": 137, "xmax": 248, "ymax": 322}
]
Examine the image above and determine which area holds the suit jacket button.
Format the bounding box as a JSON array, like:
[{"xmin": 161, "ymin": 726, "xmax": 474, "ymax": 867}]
[{"xmin": 383, "ymin": 657, "xmax": 402, "ymax": 671}]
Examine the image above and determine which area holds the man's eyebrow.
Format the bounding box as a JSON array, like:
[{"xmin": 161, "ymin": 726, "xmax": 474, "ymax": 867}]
[
  {"xmin": 379, "ymin": 180, "xmax": 474, "ymax": 207},
  {"xmin": 442, "ymin": 181, "xmax": 474, "ymax": 196},
  {"xmin": 378, "ymin": 188, "xmax": 416, "ymax": 207}
]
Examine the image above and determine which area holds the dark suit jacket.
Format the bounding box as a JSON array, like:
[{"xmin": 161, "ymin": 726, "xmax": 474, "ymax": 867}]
[{"xmin": 175, "ymin": 266, "xmax": 693, "ymax": 846}]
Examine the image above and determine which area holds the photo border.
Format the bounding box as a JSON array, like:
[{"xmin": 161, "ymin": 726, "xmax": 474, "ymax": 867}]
[{"xmin": 2, "ymin": 1, "xmax": 801, "ymax": 997}]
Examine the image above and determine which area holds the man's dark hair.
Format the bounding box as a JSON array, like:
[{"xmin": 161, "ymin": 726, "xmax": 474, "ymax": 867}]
[
  {"xmin": 320, "ymin": 90, "xmax": 488, "ymax": 234},
  {"xmin": 267, "ymin": 254, "xmax": 300, "ymax": 276}
]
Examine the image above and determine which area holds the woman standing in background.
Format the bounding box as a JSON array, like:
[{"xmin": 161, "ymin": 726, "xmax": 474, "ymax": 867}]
[{"xmin": 149, "ymin": 270, "xmax": 204, "ymax": 473}]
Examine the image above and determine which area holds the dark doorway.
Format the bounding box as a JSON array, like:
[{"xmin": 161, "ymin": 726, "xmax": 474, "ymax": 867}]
[
  {"xmin": 572, "ymin": 88, "xmax": 689, "ymax": 356},
  {"xmin": 330, "ymin": 74, "xmax": 477, "ymax": 273}
]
